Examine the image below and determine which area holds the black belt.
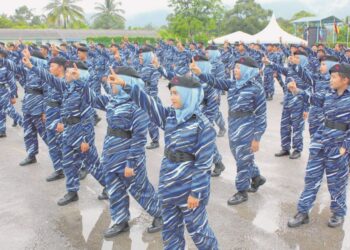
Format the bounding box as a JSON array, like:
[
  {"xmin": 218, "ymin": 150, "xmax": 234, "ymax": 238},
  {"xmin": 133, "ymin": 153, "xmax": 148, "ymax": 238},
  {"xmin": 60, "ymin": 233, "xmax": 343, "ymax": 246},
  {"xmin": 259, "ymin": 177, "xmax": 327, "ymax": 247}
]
[
  {"xmin": 107, "ymin": 127, "xmax": 132, "ymax": 139},
  {"xmin": 47, "ymin": 100, "xmax": 61, "ymax": 108},
  {"xmin": 63, "ymin": 116, "xmax": 81, "ymax": 125},
  {"xmin": 324, "ymin": 119, "xmax": 349, "ymax": 132},
  {"xmin": 26, "ymin": 88, "xmax": 43, "ymax": 95},
  {"xmin": 229, "ymin": 111, "xmax": 254, "ymax": 118},
  {"xmin": 164, "ymin": 149, "xmax": 195, "ymax": 163}
]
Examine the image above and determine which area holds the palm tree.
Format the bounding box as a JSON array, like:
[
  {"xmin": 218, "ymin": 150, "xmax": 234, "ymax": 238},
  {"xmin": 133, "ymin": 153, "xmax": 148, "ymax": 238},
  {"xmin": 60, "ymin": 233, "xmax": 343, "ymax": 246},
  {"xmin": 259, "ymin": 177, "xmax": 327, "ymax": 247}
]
[
  {"xmin": 44, "ymin": 0, "xmax": 85, "ymax": 29},
  {"xmin": 93, "ymin": 0, "xmax": 125, "ymax": 29}
]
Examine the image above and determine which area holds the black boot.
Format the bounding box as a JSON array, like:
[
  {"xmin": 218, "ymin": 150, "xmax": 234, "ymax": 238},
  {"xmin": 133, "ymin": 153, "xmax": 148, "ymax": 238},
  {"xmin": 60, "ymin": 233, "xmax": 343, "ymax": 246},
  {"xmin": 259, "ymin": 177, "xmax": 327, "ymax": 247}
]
[
  {"xmin": 289, "ymin": 150, "xmax": 301, "ymax": 159},
  {"xmin": 0, "ymin": 132, "xmax": 6, "ymax": 138},
  {"xmin": 274, "ymin": 150, "xmax": 290, "ymax": 157},
  {"xmin": 46, "ymin": 169, "xmax": 65, "ymax": 182},
  {"xmin": 98, "ymin": 187, "xmax": 108, "ymax": 200},
  {"xmin": 248, "ymin": 175, "xmax": 266, "ymax": 193},
  {"xmin": 12, "ymin": 121, "xmax": 17, "ymax": 127},
  {"xmin": 287, "ymin": 212, "xmax": 309, "ymax": 228},
  {"xmin": 211, "ymin": 161, "xmax": 225, "ymax": 177},
  {"xmin": 104, "ymin": 222, "xmax": 130, "ymax": 238},
  {"xmin": 57, "ymin": 192, "xmax": 79, "ymax": 206},
  {"xmin": 227, "ymin": 191, "xmax": 248, "ymax": 206},
  {"xmin": 79, "ymin": 168, "xmax": 88, "ymax": 180},
  {"xmin": 147, "ymin": 217, "xmax": 163, "ymax": 233},
  {"xmin": 328, "ymin": 214, "xmax": 344, "ymax": 228},
  {"xmin": 217, "ymin": 128, "xmax": 226, "ymax": 137},
  {"xmin": 19, "ymin": 156, "xmax": 37, "ymax": 166},
  {"xmin": 146, "ymin": 141, "xmax": 159, "ymax": 150}
]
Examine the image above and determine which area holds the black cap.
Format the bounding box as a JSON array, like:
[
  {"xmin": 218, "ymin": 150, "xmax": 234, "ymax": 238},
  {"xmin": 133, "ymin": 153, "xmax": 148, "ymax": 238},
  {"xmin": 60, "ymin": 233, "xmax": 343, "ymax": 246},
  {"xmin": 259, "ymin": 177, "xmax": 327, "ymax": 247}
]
[
  {"xmin": 49, "ymin": 57, "xmax": 67, "ymax": 67},
  {"xmin": 193, "ymin": 55, "xmax": 209, "ymax": 62},
  {"xmin": 113, "ymin": 66, "xmax": 140, "ymax": 78},
  {"xmin": 8, "ymin": 43, "xmax": 15, "ymax": 47},
  {"xmin": 0, "ymin": 50, "xmax": 8, "ymax": 57},
  {"xmin": 77, "ymin": 47, "xmax": 88, "ymax": 52},
  {"xmin": 138, "ymin": 45, "xmax": 154, "ymax": 54},
  {"xmin": 31, "ymin": 51, "xmax": 46, "ymax": 59},
  {"xmin": 320, "ymin": 55, "xmax": 338, "ymax": 62},
  {"xmin": 168, "ymin": 76, "xmax": 201, "ymax": 89},
  {"xmin": 235, "ymin": 56, "xmax": 259, "ymax": 68},
  {"xmin": 329, "ymin": 63, "xmax": 350, "ymax": 78},
  {"xmin": 290, "ymin": 44, "xmax": 298, "ymax": 49},
  {"xmin": 40, "ymin": 45, "xmax": 49, "ymax": 51},
  {"xmin": 65, "ymin": 60, "xmax": 88, "ymax": 70},
  {"xmin": 110, "ymin": 43, "xmax": 119, "ymax": 48},
  {"xmin": 205, "ymin": 45, "xmax": 218, "ymax": 50},
  {"xmin": 294, "ymin": 50, "xmax": 308, "ymax": 57},
  {"xmin": 79, "ymin": 43, "xmax": 87, "ymax": 47},
  {"xmin": 317, "ymin": 48, "xmax": 326, "ymax": 54}
]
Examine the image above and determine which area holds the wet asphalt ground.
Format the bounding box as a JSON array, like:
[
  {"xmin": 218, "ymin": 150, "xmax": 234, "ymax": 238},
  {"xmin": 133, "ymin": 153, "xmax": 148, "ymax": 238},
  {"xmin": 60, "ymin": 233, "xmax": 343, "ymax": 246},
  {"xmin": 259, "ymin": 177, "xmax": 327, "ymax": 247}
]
[{"xmin": 0, "ymin": 79, "xmax": 349, "ymax": 250}]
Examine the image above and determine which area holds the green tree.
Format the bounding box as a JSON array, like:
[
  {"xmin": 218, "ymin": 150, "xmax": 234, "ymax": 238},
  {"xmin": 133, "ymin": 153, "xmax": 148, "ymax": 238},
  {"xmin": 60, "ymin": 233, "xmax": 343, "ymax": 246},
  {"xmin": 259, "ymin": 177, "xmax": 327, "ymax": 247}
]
[
  {"xmin": 220, "ymin": 0, "xmax": 272, "ymax": 35},
  {"xmin": 290, "ymin": 10, "xmax": 315, "ymax": 22},
  {"xmin": 44, "ymin": 0, "xmax": 85, "ymax": 29},
  {"xmin": 92, "ymin": 0, "xmax": 125, "ymax": 29},
  {"xmin": 10, "ymin": 6, "xmax": 34, "ymax": 25},
  {"xmin": 165, "ymin": 0, "xmax": 223, "ymax": 41},
  {"xmin": 0, "ymin": 14, "xmax": 14, "ymax": 28}
]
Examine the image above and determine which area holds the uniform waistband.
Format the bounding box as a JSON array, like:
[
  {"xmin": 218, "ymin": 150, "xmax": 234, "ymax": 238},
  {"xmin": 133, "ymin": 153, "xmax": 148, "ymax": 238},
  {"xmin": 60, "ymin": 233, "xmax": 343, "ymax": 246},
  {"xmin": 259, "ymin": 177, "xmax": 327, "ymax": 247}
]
[
  {"xmin": 107, "ymin": 127, "xmax": 132, "ymax": 139},
  {"xmin": 164, "ymin": 148, "xmax": 195, "ymax": 163},
  {"xmin": 324, "ymin": 119, "xmax": 349, "ymax": 132}
]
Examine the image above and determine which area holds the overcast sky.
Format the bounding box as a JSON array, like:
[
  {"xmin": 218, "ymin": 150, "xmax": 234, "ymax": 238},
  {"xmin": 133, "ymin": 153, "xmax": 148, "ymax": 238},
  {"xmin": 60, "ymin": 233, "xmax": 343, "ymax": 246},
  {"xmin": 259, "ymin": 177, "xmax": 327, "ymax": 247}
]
[{"xmin": 1, "ymin": 0, "xmax": 349, "ymax": 19}]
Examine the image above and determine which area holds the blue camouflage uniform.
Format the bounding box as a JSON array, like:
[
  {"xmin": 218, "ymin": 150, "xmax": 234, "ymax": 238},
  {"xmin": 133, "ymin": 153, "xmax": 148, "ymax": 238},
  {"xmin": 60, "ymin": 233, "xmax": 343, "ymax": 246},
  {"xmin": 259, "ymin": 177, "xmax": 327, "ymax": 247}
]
[
  {"xmin": 0, "ymin": 56, "xmax": 48, "ymax": 159},
  {"xmin": 198, "ymin": 60, "xmax": 267, "ymax": 193},
  {"xmin": 122, "ymin": 77, "xmax": 218, "ymax": 250},
  {"xmin": 0, "ymin": 61, "xmax": 23, "ymax": 134},
  {"xmin": 31, "ymin": 65, "xmax": 105, "ymax": 192},
  {"xmin": 139, "ymin": 51, "xmax": 162, "ymax": 144},
  {"xmin": 272, "ymin": 57, "xmax": 311, "ymax": 153},
  {"xmin": 207, "ymin": 48, "xmax": 227, "ymax": 132},
  {"xmin": 94, "ymin": 79, "xmax": 162, "ymax": 227},
  {"xmin": 295, "ymin": 71, "xmax": 350, "ymax": 218}
]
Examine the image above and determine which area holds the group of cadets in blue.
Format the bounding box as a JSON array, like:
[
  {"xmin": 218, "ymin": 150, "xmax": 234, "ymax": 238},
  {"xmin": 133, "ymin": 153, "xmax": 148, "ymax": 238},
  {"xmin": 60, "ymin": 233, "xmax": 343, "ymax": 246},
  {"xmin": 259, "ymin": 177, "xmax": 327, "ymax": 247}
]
[{"xmin": 0, "ymin": 36, "xmax": 350, "ymax": 248}]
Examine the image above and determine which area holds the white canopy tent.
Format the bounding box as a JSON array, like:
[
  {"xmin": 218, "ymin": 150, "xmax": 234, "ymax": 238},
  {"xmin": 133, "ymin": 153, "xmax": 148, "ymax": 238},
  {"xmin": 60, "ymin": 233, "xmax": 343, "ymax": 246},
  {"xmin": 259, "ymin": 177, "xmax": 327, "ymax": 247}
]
[
  {"xmin": 247, "ymin": 14, "xmax": 307, "ymax": 44},
  {"xmin": 209, "ymin": 31, "xmax": 253, "ymax": 44}
]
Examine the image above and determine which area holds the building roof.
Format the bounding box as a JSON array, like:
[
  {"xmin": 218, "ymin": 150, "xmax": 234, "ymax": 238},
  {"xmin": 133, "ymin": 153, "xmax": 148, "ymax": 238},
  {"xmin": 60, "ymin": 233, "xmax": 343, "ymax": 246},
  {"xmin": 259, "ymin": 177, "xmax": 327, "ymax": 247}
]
[
  {"xmin": 0, "ymin": 29, "xmax": 158, "ymax": 41},
  {"xmin": 292, "ymin": 16, "xmax": 343, "ymax": 25}
]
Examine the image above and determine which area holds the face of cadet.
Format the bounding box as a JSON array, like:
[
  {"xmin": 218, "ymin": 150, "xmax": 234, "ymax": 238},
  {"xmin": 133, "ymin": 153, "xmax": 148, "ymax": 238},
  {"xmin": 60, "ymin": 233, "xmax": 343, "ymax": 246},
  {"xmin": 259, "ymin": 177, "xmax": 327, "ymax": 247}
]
[
  {"xmin": 234, "ymin": 64, "xmax": 241, "ymax": 80},
  {"xmin": 317, "ymin": 51, "xmax": 325, "ymax": 59},
  {"xmin": 77, "ymin": 51, "xmax": 87, "ymax": 61},
  {"xmin": 170, "ymin": 87, "xmax": 183, "ymax": 109},
  {"xmin": 293, "ymin": 55, "xmax": 300, "ymax": 65},
  {"xmin": 49, "ymin": 63, "xmax": 64, "ymax": 77},
  {"xmin": 139, "ymin": 54, "xmax": 143, "ymax": 64},
  {"xmin": 346, "ymin": 51, "xmax": 350, "ymax": 58},
  {"xmin": 330, "ymin": 72, "xmax": 350, "ymax": 90},
  {"xmin": 40, "ymin": 48, "xmax": 48, "ymax": 57},
  {"xmin": 319, "ymin": 61, "xmax": 328, "ymax": 74}
]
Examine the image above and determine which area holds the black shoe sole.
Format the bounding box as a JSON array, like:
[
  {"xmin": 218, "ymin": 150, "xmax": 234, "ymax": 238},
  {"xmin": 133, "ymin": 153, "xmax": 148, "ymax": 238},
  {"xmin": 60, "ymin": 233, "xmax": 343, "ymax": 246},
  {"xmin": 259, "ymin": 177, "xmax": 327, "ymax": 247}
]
[
  {"xmin": 57, "ymin": 196, "xmax": 79, "ymax": 206},
  {"xmin": 46, "ymin": 174, "xmax": 65, "ymax": 182},
  {"xmin": 227, "ymin": 197, "xmax": 248, "ymax": 206},
  {"xmin": 104, "ymin": 226, "xmax": 130, "ymax": 238},
  {"xmin": 147, "ymin": 226, "xmax": 162, "ymax": 234},
  {"xmin": 287, "ymin": 218, "xmax": 309, "ymax": 228},
  {"xmin": 19, "ymin": 160, "xmax": 37, "ymax": 166}
]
